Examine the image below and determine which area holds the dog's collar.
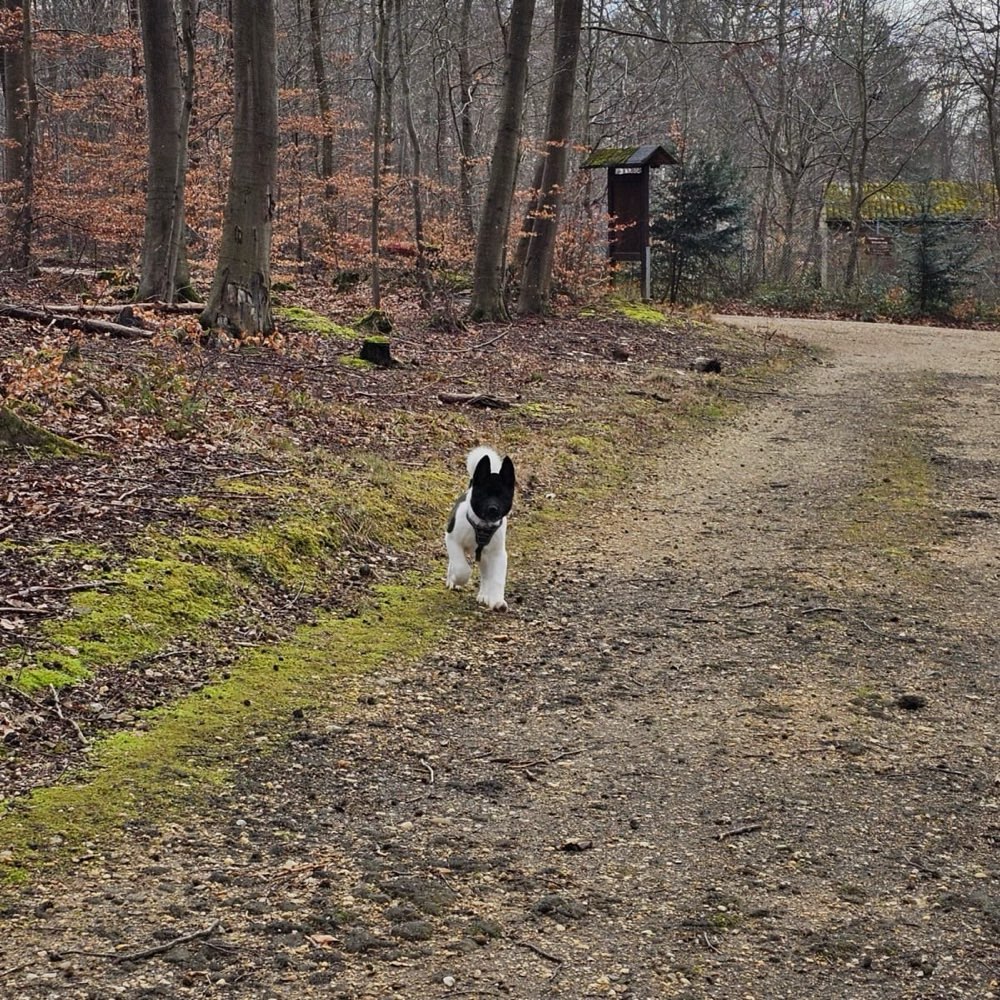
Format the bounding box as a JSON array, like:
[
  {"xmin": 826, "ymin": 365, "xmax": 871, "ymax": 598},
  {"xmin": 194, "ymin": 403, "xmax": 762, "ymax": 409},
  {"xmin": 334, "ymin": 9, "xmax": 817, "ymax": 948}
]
[{"xmin": 466, "ymin": 509, "xmax": 502, "ymax": 561}]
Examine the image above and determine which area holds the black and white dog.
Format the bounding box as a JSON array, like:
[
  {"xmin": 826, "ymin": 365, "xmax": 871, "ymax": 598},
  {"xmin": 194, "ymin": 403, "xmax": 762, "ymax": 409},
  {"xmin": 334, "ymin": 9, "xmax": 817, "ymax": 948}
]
[{"xmin": 445, "ymin": 446, "xmax": 516, "ymax": 611}]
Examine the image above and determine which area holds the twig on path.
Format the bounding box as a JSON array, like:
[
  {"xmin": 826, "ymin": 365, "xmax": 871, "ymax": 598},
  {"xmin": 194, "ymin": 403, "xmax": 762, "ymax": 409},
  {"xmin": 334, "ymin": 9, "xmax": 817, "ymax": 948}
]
[
  {"xmin": 468, "ymin": 328, "xmax": 512, "ymax": 352},
  {"xmin": 49, "ymin": 684, "xmax": 87, "ymax": 745},
  {"xmin": 42, "ymin": 302, "xmax": 203, "ymax": 315},
  {"xmin": 497, "ymin": 747, "xmax": 588, "ymax": 771},
  {"xmin": 0, "ymin": 961, "xmax": 32, "ymax": 979},
  {"xmin": 60, "ymin": 921, "xmax": 224, "ymax": 965},
  {"xmin": 438, "ymin": 391, "xmax": 517, "ymax": 409},
  {"xmin": 6, "ymin": 580, "xmax": 122, "ymax": 600},
  {"xmin": 0, "ymin": 604, "xmax": 50, "ymax": 615},
  {"xmin": 420, "ymin": 758, "xmax": 435, "ymax": 784},
  {"xmin": 715, "ymin": 823, "xmax": 762, "ymax": 842},
  {"xmin": 511, "ymin": 937, "xmax": 563, "ymax": 964},
  {"xmin": 2, "ymin": 682, "xmax": 47, "ymax": 710},
  {"xmin": 800, "ymin": 605, "xmax": 890, "ymax": 637},
  {"xmin": 58, "ymin": 947, "xmax": 122, "ymax": 960},
  {"xmin": 701, "ymin": 931, "xmax": 722, "ymax": 953},
  {"xmin": 902, "ymin": 855, "xmax": 941, "ymax": 878},
  {"xmin": 66, "ymin": 432, "xmax": 117, "ymax": 443},
  {"xmin": 0, "ymin": 302, "xmax": 155, "ymax": 339},
  {"xmin": 347, "ymin": 375, "xmax": 450, "ymax": 403},
  {"xmin": 626, "ymin": 388, "xmax": 673, "ymax": 404},
  {"xmin": 217, "ymin": 466, "xmax": 291, "ymax": 482}
]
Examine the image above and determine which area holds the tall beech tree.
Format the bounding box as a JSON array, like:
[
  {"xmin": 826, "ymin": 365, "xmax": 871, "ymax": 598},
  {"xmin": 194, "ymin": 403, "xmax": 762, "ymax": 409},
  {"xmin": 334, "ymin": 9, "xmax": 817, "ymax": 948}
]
[
  {"xmin": 516, "ymin": 0, "xmax": 584, "ymax": 315},
  {"xmin": 2, "ymin": 0, "xmax": 36, "ymax": 272},
  {"xmin": 469, "ymin": 0, "xmax": 536, "ymax": 321},
  {"xmin": 201, "ymin": 0, "xmax": 278, "ymax": 335},
  {"xmin": 136, "ymin": 0, "xmax": 195, "ymax": 303}
]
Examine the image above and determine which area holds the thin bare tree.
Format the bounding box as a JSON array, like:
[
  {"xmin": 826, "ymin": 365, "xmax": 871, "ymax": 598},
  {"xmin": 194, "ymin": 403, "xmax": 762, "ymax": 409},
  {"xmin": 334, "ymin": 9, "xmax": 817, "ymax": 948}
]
[
  {"xmin": 2, "ymin": 0, "xmax": 36, "ymax": 272},
  {"xmin": 308, "ymin": 0, "xmax": 334, "ymax": 181},
  {"xmin": 369, "ymin": 0, "xmax": 389, "ymax": 309},
  {"xmin": 940, "ymin": 0, "xmax": 1000, "ymax": 210}
]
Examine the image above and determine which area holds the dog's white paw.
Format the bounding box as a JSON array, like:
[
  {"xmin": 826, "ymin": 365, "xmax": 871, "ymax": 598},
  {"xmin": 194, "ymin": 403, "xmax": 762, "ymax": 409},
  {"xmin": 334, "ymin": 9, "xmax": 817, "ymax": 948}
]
[
  {"xmin": 477, "ymin": 592, "xmax": 507, "ymax": 611},
  {"xmin": 446, "ymin": 566, "xmax": 472, "ymax": 590}
]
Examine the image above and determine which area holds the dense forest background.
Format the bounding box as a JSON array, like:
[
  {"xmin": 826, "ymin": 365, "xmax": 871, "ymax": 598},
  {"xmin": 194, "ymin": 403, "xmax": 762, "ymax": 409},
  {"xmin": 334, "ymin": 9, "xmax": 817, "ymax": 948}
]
[{"xmin": 3, "ymin": 0, "xmax": 1000, "ymax": 319}]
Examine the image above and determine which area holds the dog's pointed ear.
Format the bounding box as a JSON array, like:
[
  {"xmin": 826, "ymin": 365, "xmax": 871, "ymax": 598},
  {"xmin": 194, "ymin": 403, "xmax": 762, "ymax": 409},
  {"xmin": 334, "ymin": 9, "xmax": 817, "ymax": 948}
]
[
  {"xmin": 472, "ymin": 454, "xmax": 493, "ymax": 485},
  {"xmin": 500, "ymin": 456, "xmax": 515, "ymax": 490}
]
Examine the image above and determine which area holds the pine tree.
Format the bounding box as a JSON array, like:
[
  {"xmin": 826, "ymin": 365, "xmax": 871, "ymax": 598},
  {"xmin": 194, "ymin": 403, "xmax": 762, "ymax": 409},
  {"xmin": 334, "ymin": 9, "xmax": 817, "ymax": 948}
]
[
  {"xmin": 650, "ymin": 152, "xmax": 746, "ymax": 304},
  {"xmin": 899, "ymin": 198, "xmax": 980, "ymax": 315}
]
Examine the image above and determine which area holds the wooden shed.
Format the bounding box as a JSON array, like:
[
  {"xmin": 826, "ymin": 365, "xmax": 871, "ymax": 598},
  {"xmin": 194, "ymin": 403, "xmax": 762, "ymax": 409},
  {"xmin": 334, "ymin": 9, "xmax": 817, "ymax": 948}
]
[
  {"xmin": 582, "ymin": 144, "xmax": 678, "ymax": 298},
  {"xmin": 820, "ymin": 180, "xmax": 996, "ymax": 287}
]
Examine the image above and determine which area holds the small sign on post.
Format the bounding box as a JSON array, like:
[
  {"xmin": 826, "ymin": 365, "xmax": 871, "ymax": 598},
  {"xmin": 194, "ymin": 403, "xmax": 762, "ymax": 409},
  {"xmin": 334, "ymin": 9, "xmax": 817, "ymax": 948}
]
[{"xmin": 582, "ymin": 144, "xmax": 678, "ymax": 300}]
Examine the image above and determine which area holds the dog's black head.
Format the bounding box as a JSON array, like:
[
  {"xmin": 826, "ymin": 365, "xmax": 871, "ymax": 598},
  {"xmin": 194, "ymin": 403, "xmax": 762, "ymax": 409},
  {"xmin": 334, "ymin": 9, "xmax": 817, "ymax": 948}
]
[{"xmin": 470, "ymin": 454, "xmax": 515, "ymax": 524}]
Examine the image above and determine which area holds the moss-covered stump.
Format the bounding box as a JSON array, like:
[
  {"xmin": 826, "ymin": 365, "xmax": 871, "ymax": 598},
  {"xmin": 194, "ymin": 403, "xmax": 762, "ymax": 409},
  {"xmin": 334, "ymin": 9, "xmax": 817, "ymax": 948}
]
[
  {"xmin": 355, "ymin": 308, "xmax": 393, "ymax": 335},
  {"xmin": 0, "ymin": 407, "xmax": 83, "ymax": 455}
]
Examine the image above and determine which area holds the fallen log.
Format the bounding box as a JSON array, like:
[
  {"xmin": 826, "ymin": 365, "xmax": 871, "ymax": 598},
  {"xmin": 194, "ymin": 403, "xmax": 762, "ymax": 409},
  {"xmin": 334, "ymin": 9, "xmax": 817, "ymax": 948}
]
[
  {"xmin": 41, "ymin": 302, "xmax": 203, "ymax": 315},
  {"xmin": 0, "ymin": 302, "xmax": 155, "ymax": 339},
  {"xmin": 437, "ymin": 391, "xmax": 517, "ymax": 409}
]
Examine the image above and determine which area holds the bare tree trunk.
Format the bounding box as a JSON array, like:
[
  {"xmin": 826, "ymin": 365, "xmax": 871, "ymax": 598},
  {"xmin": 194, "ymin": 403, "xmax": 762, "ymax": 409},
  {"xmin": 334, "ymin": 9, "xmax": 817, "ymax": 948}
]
[
  {"xmin": 469, "ymin": 0, "xmax": 536, "ymax": 322},
  {"xmin": 456, "ymin": 0, "xmax": 475, "ymax": 236},
  {"xmin": 516, "ymin": 0, "xmax": 583, "ymax": 315},
  {"xmin": 136, "ymin": 0, "xmax": 195, "ymax": 303},
  {"xmin": 370, "ymin": 0, "xmax": 388, "ymax": 309},
  {"xmin": 308, "ymin": 0, "xmax": 334, "ymax": 180},
  {"xmin": 844, "ymin": 122, "xmax": 869, "ymax": 290},
  {"xmin": 201, "ymin": 0, "xmax": 278, "ymax": 335},
  {"xmin": 395, "ymin": 0, "xmax": 431, "ymax": 302},
  {"xmin": 2, "ymin": 0, "xmax": 36, "ymax": 273}
]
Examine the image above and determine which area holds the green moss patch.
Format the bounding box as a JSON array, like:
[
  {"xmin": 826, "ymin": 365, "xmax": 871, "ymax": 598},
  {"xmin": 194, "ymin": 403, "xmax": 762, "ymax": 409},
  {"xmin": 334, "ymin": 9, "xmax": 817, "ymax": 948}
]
[
  {"xmin": 275, "ymin": 306, "xmax": 356, "ymax": 340},
  {"xmin": 0, "ymin": 582, "xmax": 451, "ymax": 875},
  {"xmin": 613, "ymin": 299, "xmax": 668, "ymax": 325},
  {"xmin": 19, "ymin": 557, "xmax": 230, "ymax": 691},
  {"xmin": 3, "ymin": 455, "xmax": 458, "ymax": 697},
  {"xmin": 844, "ymin": 420, "xmax": 939, "ymax": 570},
  {"xmin": 180, "ymin": 515, "xmax": 343, "ymax": 590}
]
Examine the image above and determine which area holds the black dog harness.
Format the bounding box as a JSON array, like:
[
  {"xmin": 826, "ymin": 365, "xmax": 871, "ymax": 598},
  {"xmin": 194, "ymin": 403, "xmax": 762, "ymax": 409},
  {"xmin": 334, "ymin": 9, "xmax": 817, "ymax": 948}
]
[{"xmin": 466, "ymin": 510, "xmax": 502, "ymax": 561}]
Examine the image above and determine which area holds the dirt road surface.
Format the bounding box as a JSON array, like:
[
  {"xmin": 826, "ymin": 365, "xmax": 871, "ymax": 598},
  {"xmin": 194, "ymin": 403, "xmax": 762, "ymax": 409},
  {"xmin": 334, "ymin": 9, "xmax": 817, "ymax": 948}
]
[{"xmin": 2, "ymin": 316, "xmax": 998, "ymax": 999}]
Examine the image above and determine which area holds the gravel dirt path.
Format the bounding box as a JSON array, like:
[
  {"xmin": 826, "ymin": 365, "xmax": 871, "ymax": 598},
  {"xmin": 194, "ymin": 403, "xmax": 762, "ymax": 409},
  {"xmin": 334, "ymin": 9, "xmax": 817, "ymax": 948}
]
[{"xmin": 2, "ymin": 316, "xmax": 998, "ymax": 999}]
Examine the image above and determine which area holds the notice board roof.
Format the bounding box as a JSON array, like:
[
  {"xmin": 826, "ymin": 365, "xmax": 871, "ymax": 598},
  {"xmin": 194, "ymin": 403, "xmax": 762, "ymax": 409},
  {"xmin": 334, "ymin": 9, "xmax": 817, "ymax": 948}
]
[{"xmin": 582, "ymin": 144, "xmax": 678, "ymax": 169}]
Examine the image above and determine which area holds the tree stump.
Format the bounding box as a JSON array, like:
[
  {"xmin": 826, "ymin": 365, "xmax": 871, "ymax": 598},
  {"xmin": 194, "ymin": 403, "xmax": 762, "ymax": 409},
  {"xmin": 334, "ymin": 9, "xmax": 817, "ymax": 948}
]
[
  {"xmin": 692, "ymin": 356, "xmax": 722, "ymax": 373},
  {"xmin": 360, "ymin": 337, "xmax": 397, "ymax": 367}
]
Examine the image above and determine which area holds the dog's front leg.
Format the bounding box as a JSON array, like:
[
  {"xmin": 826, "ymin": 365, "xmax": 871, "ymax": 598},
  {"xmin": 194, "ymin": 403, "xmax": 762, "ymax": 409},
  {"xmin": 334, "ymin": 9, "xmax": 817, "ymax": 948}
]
[
  {"xmin": 445, "ymin": 529, "xmax": 472, "ymax": 590},
  {"xmin": 476, "ymin": 533, "xmax": 508, "ymax": 611}
]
